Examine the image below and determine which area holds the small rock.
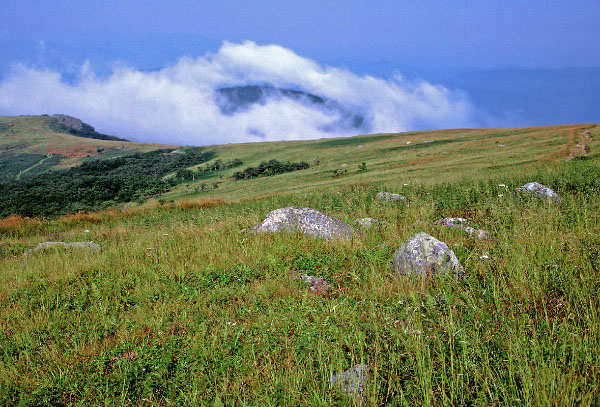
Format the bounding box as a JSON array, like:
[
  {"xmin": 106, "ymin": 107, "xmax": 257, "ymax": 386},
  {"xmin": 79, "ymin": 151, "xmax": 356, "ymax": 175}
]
[
  {"xmin": 253, "ymin": 207, "xmax": 359, "ymax": 240},
  {"xmin": 110, "ymin": 350, "xmax": 138, "ymax": 363},
  {"xmin": 357, "ymin": 144, "xmax": 364, "ymax": 148},
  {"xmin": 435, "ymin": 218, "xmax": 489, "ymax": 239},
  {"xmin": 25, "ymin": 241, "xmax": 102, "ymax": 256},
  {"xmin": 84, "ymin": 229, "xmax": 90, "ymax": 233},
  {"xmin": 354, "ymin": 218, "xmax": 383, "ymax": 229},
  {"xmin": 330, "ymin": 364, "xmax": 370, "ymax": 398},
  {"xmin": 375, "ymin": 192, "xmax": 406, "ymax": 202},
  {"xmin": 516, "ymin": 182, "xmax": 560, "ymax": 202},
  {"xmin": 300, "ymin": 274, "xmax": 330, "ymax": 295},
  {"xmin": 392, "ymin": 232, "xmax": 464, "ymax": 278},
  {"xmin": 406, "ymin": 141, "xmax": 412, "ymax": 145}
]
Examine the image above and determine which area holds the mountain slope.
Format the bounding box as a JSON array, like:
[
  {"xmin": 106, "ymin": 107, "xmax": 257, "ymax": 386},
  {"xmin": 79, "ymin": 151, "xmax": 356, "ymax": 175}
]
[
  {"xmin": 215, "ymin": 85, "xmax": 367, "ymax": 132},
  {"xmin": 0, "ymin": 115, "xmax": 175, "ymax": 182}
]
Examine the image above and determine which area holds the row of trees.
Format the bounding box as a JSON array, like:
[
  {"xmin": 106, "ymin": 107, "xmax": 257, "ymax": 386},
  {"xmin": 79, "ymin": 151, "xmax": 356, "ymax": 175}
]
[{"xmin": 232, "ymin": 160, "xmax": 309, "ymax": 180}]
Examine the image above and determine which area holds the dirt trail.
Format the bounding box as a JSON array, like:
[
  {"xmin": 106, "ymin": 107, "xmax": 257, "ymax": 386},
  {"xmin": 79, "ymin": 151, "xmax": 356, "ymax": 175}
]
[{"xmin": 15, "ymin": 154, "xmax": 52, "ymax": 180}]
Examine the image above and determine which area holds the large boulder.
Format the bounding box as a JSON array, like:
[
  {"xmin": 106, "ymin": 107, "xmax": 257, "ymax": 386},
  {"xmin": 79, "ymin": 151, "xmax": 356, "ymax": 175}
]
[
  {"xmin": 392, "ymin": 232, "xmax": 464, "ymax": 278},
  {"xmin": 375, "ymin": 192, "xmax": 406, "ymax": 202},
  {"xmin": 253, "ymin": 207, "xmax": 359, "ymax": 240},
  {"xmin": 516, "ymin": 182, "xmax": 560, "ymax": 202}
]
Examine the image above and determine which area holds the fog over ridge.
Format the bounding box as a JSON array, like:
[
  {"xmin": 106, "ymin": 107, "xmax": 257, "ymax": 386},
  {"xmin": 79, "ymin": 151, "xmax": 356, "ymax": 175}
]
[{"xmin": 0, "ymin": 41, "xmax": 474, "ymax": 145}]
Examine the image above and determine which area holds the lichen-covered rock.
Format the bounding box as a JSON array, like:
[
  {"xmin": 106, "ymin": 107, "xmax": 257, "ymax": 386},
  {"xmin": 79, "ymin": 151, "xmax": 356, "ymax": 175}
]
[
  {"xmin": 435, "ymin": 217, "xmax": 489, "ymax": 239},
  {"xmin": 354, "ymin": 218, "xmax": 383, "ymax": 229},
  {"xmin": 25, "ymin": 241, "xmax": 102, "ymax": 256},
  {"xmin": 300, "ymin": 274, "xmax": 330, "ymax": 295},
  {"xmin": 392, "ymin": 232, "xmax": 464, "ymax": 278},
  {"xmin": 375, "ymin": 192, "xmax": 405, "ymax": 202},
  {"xmin": 253, "ymin": 207, "xmax": 359, "ymax": 240},
  {"xmin": 516, "ymin": 182, "xmax": 560, "ymax": 202},
  {"xmin": 330, "ymin": 364, "xmax": 370, "ymax": 397}
]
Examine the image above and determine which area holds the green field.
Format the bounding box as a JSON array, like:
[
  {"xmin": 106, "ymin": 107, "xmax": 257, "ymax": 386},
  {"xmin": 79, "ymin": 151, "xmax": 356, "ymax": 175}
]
[{"xmin": 0, "ymin": 122, "xmax": 599, "ymax": 405}]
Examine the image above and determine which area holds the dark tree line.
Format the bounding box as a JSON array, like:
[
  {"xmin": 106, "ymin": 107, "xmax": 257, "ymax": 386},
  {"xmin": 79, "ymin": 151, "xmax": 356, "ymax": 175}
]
[
  {"xmin": 232, "ymin": 159, "xmax": 309, "ymax": 180},
  {"xmin": 0, "ymin": 148, "xmax": 215, "ymax": 218}
]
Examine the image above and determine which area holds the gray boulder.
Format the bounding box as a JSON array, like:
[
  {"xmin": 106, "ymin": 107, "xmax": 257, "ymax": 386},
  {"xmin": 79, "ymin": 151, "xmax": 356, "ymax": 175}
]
[
  {"xmin": 375, "ymin": 191, "xmax": 405, "ymax": 202},
  {"xmin": 516, "ymin": 182, "xmax": 560, "ymax": 202},
  {"xmin": 435, "ymin": 217, "xmax": 489, "ymax": 239},
  {"xmin": 392, "ymin": 232, "xmax": 464, "ymax": 278},
  {"xmin": 330, "ymin": 364, "xmax": 370, "ymax": 398},
  {"xmin": 25, "ymin": 241, "xmax": 102, "ymax": 256},
  {"xmin": 253, "ymin": 207, "xmax": 359, "ymax": 240}
]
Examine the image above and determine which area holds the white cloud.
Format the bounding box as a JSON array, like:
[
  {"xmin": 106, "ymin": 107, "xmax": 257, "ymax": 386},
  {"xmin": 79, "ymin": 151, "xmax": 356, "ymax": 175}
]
[{"xmin": 0, "ymin": 41, "xmax": 474, "ymax": 145}]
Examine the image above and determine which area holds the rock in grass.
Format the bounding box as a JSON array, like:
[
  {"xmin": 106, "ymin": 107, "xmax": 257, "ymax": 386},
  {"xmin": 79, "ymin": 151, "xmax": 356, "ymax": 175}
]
[
  {"xmin": 355, "ymin": 217, "xmax": 383, "ymax": 229},
  {"xmin": 25, "ymin": 241, "xmax": 102, "ymax": 256},
  {"xmin": 375, "ymin": 191, "xmax": 406, "ymax": 202},
  {"xmin": 435, "ymin": 217, "xmax": 489, "ymax": 239},
  {"xmin": 330, "ymin": 364, "xmax": 370, "ymax": 398},
  {"xmin": 516, "ymin": 182, "xmax": 560, "ymax": 202},
  {"xmin": 300, "ymin": 274, "xmax": 330, "ymax": 295},
  {"xmin": 253, "ymin": 207, "xmax": 359, "ymax": 240},
  {"xmin": 392, "ymin": 232, "xmax": 464, "ymax": 278}
]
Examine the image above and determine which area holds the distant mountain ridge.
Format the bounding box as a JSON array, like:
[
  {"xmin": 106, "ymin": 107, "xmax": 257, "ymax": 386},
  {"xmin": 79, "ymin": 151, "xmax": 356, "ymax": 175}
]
[
  {"xmin": 214, "ymin": 85, "xmax": 368, "ymax": 132},
  {"xmin": 50, "ymin": 114, "xmax": 128, "ymax": 142}
]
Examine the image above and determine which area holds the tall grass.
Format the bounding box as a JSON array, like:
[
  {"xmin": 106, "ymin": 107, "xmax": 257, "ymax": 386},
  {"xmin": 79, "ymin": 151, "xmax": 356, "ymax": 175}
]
[{"xmin": 0, "ymin": 154, "xmax": 599, "ymax": 405}]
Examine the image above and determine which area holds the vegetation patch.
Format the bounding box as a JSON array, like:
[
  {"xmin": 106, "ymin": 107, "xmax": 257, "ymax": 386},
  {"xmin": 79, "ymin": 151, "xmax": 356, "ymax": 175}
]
[
  {"xmin": 0, "ymin": 148, "xmax": 215, "ymax": 217},
  {"xmin": 232, "ymin": 159, "xmax": 309, "ymax": 180}
]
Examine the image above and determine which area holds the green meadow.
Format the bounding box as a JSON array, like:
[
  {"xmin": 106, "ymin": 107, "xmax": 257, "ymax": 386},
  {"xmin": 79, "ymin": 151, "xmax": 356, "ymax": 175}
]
[{"xmin": 1, "ymin": 122, "xmax": 599, "ymax": 405}]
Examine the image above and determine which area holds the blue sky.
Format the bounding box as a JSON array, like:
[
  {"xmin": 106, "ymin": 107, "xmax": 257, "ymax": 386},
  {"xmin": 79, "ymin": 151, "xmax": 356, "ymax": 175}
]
[{"xmin": 0, "ymin": 0, "xmax": 598, "ymax": 144}]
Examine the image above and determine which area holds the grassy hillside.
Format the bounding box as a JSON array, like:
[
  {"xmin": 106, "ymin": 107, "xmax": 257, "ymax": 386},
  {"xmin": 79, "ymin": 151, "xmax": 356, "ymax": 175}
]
[
  {"xmin": 162, "ymin": 123, "xmax": 599, "ymax": 202},
  {"xmin": 0, "ymin": 122, "xmax": 599, "ymax": 405},
  {"xmin": 0, "ymin": 115, "xmax": 174, "ymax": 182}
]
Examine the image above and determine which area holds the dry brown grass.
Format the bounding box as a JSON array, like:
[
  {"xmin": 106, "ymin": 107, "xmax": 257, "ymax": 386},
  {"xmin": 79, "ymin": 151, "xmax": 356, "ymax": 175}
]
[
  {"xmin": 0, "ymin": 214, "xmax": 41, "ymax": 232},
  {"xmin": 60, "ymin": 211, "xmax": 103, "ymax": 224},
  {"xmin": 175, "ymin": 198, "xmax": 225, "ymax": 210}
]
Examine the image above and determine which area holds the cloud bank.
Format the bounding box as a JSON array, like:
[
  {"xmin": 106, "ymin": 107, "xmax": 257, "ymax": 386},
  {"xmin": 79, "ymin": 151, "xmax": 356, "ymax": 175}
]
[{"xmin": 0, "ymin": 41, "xmax": 474, "ymax": 145}]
